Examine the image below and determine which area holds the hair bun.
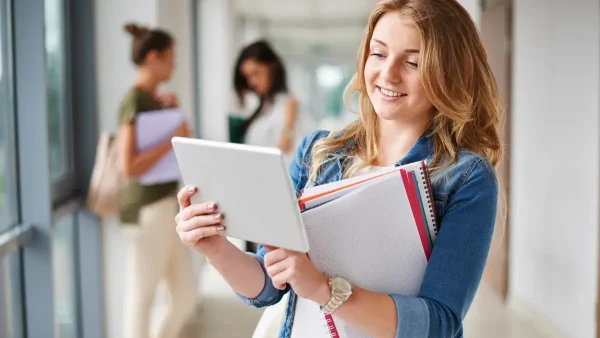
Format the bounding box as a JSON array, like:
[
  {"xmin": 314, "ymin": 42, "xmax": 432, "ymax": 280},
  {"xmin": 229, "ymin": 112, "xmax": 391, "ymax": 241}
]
[{"xmin": 124, "ymin": 23, "xmax": 148, "ymax": 37}]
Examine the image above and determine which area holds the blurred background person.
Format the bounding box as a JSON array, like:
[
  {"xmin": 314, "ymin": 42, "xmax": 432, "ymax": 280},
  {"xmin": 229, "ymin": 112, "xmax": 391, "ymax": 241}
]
[
  {"xmin": 233, "ymin": 39, "xmax": 315, "ymax": 255},
  {"xmin": 116, "ymin": 23, "xmax": 196, "ymax": 338},
  {"xmin": 233, "ymin": 40, "xmax": 314, "ymax": 165}
]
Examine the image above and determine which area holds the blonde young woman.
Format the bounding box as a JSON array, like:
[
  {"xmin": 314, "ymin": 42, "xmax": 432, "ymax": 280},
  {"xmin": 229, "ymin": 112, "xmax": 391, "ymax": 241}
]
[{"xmin": 174, "ymin": 0, "xmax": 502, "ymax": 337}]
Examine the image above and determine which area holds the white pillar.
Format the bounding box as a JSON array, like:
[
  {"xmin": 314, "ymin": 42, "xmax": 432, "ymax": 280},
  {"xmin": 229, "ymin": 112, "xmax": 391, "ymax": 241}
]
[
  {"xmin": 158, "ymin": 0, "xmax": 194, "ymax": 123},
  {"xmin": 197, "ymin": 0, "xmax": 236, "ymax": 142},
  {"xmin": 510, "ymin": 0, "xmax": 600, "ymax": 337},
  {"xmin": 197, "ymin": 0, "xmax": 247, "ymax": 251}
]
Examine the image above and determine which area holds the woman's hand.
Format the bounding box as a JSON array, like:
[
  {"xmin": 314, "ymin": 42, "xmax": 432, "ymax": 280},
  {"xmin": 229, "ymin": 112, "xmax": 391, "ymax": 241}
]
[
  {"xmin": 172, "ymin": 122, "xmax": 191, "ymax": 138},
  {"xmin": 264, "ymin": 246, "xmax": 329, "ymax": 303},
  {"xmin": 277, "ymin": 132, "xmax": 293, "ymax": 153},
  {"xmin": 158, "ymin": 92, "xmax": 179, "ymax": 108},
  {"xmin": 278, "ymin": 97, "xmax": 298, "ymax": 153},
  {"xmin": 175, "ymin": 186, "xmax": 227, "ymax": 256}
]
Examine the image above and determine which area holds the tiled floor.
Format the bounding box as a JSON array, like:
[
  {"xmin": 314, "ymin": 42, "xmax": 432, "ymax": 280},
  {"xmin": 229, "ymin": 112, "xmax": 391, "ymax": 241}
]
[
  {"xmin": 181, "ymin": 264, "xmax": 264, "ymax": 338},
  {"xmin": 182, "ymin": 264, "xmax": 564, "ymax": 338},
  {"xmin": 463, "ymin": 284, "xmax": 564, "ymax": 338}
]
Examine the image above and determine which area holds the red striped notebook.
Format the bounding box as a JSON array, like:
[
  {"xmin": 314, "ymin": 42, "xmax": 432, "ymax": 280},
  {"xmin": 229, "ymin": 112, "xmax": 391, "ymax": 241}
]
[{"xmin": 290, "ymin": 161, "xmax": 437, "ymax": 338}]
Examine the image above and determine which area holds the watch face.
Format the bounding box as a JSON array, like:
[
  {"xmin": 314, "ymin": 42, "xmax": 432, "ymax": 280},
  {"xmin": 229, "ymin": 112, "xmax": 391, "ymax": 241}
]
[{"xmin": 331, "ymin": 277, "xmax": 352, "ymax": 295}]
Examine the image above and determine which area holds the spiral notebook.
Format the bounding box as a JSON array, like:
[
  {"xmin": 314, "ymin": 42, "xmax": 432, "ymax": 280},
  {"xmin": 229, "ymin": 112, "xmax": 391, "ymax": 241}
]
[{"xmin": 290, "ymin": 161, "xmax": 438, "ymax": 338}]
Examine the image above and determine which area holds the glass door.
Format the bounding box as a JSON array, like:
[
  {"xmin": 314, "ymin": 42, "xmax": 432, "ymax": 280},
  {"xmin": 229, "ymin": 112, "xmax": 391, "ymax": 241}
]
[{"xmin": 0, "ymin": 1, "xmax": 25, "ymax": 337}]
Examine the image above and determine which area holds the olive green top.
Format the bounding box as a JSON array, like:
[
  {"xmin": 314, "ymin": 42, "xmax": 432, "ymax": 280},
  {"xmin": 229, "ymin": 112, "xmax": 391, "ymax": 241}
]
[{"xmin": 118, "ymin": 87, "xmax": 178, "ymax": 224}]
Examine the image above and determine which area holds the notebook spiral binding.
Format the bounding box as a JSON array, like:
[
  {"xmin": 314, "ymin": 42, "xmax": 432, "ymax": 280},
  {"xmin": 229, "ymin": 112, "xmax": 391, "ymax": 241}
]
[{"xmin": 419, "ymin": 161, "xmax": 439, "ymax": 235}]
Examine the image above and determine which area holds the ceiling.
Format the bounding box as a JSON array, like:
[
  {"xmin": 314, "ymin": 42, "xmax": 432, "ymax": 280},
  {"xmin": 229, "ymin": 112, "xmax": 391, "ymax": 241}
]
[
  {"xmin": 233, "ymin": 0, "xmax": 376, "ymax": 58},
  {"xmin": 233, "ymin": 0, "xmax": 375, "ymax": 23}
]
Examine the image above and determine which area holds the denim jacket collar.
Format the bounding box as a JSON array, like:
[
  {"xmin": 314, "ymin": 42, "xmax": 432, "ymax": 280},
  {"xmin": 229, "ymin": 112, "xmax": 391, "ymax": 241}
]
[
  {"xmin": 395, "ymin": 132, "xmax": 435, "ymax": 166},
  {"xmin": 336, "ymin": 132, "xmax": 434, "ymax": 165}
]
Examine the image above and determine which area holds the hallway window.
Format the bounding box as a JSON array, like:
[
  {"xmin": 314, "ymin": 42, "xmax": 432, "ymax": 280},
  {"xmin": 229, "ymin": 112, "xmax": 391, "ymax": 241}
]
[
  {"xmin": 45, "ymin": 0, "xmax": 73, "ymax": 182},
  {"xmin": 0, "ymin": 0, "xmax": 17, "ymax": 232},
  {"xmin": 315, "ymin": 64, "xmax": 354, "ymax": 118},
  {"xmin": 0, "ymin": 254, "xmax": 24, "ymax": 338},
  {"xmin": 52, "ymin": 214, "xmax": 79, "ymax": 338}
]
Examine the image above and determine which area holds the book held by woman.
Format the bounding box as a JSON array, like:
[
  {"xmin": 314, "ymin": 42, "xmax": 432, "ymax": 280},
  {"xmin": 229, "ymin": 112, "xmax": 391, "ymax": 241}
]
[{"xmin": 293, "ymin": 161, "xmax": 438, "ymax": 338}]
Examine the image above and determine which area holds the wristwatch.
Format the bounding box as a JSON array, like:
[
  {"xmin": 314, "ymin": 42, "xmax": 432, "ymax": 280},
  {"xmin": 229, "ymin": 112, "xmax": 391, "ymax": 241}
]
[{"xmin": 320, "ymin": 276, "xmax": 353, "ymax": 315}]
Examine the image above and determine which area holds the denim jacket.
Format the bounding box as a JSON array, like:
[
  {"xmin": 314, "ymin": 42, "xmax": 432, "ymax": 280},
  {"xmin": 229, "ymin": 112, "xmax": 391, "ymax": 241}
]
[{"xmin": 236, "ymin": 130, "xmax": 499, "ymax": 338}]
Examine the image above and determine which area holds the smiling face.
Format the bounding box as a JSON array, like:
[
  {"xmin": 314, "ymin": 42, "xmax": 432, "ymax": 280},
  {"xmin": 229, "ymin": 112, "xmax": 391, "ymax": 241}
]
[{"xmin": 364, "ymin": 12, "xmax": 433, "ymax": 124}]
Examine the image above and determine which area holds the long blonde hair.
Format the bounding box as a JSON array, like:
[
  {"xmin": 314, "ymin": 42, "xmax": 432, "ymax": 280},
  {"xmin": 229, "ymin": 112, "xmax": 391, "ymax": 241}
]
[{"xmin": 308, "ymin": 0, "xmax": 503, "ymax": 182}]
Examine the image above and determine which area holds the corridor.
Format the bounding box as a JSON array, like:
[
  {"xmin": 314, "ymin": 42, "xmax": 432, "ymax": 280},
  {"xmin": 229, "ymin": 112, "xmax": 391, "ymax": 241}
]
[
  {"xmin": 1, "ymin": 0, "xmax": 599, "ymax": 337},
  {"xmin": 180, "ymin": 263, "xmax": 565, "ymax": 338}
]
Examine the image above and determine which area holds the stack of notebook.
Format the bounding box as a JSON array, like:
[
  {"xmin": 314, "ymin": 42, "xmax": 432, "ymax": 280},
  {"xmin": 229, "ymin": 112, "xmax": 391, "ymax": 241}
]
[{"xmin": 292, "ymin": 160, "xmax": 438, "ymax": 338}]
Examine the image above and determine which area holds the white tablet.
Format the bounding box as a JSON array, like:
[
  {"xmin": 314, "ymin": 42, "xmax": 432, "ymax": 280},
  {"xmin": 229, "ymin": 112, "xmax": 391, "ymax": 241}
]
[{"xmin": 171, "ymin": 137, "xmax": 309, "ymax": 253}]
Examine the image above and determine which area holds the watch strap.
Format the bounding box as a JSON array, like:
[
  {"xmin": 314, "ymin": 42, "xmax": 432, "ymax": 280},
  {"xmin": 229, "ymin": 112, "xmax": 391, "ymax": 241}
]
[{"xmin": 320, "ymin": 293, "xmax": 346, "ymax": 314}]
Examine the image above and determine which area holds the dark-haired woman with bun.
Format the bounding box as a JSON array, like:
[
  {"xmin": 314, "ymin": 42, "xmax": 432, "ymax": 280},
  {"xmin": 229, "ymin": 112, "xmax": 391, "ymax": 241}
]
[{"xmin": 118, "ymin": 23, "xmax": 196, "ymax": 338}]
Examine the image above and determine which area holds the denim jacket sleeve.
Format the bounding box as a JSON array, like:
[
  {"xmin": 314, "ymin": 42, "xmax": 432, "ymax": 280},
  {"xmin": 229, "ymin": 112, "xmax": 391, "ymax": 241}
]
[
  {"xmin": 235, "ymin": 244, "xmax": 290, "ymax": 308},
  {"xmin": 234, "ymin": 132, "xmax": 314, "ymax": 308},
  {"xmin": 390, "ymin": 159, "xmax": 499, "ymax": 338}
]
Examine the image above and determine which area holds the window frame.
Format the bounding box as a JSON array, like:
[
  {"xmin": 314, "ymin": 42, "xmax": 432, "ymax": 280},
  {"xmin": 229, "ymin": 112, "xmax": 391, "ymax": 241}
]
[
  {"xmin": 192, "ymin": 0, "xmax": 202, "ymax": 137},
  {"xmin": 0, "ymin": 3, "xmax": 27, "ymax": 337},
  {"xmin": 1, "ymin": 0, "xmax": 103, "ymax": 336},
  {"xmin": 0, "ymin": 0, "xmax": 18, "ymax": 231},
  {"xmin": 47, "ymin": 0, "xmax": 77, "ymax": 205}
]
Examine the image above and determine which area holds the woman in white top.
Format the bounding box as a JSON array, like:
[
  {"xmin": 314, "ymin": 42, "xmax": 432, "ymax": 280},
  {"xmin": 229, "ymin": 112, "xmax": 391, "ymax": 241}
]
[{"xmin": 233, "ymin": 40, "xmax": 301, "ymax": 163}]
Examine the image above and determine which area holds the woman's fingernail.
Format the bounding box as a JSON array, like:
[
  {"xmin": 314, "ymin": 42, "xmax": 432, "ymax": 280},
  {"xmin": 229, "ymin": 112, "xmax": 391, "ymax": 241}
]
[
  {"xmin": 216, "ymin": 226, "xmax": 225, "ymax": 231},
  {"xmin": 207, "ymin": 203, "xmax": 216, "ymax": 211},
  {"xmin": 187, "ymin": 186, "xmax": 196, "ymax": 192},
  {"xmin": 214, "ymin": 213, "xmax": 222, "ymax": 220}
]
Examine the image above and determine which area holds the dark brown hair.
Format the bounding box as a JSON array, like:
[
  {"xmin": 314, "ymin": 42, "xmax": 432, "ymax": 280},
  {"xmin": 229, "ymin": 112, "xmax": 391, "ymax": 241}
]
[
  {"xmin": 233, "ymin": 40, "xmax": 288, "ymax": 137},
  {"xmin": 124, "ymin": 23, "xmax": 173, "ymax": 66}
]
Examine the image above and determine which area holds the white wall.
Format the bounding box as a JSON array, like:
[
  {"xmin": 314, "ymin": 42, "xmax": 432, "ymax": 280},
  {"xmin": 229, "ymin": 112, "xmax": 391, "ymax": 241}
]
[
  {"xmin": 94, "ymin": 0, "xmax": 156, "ymax": 133},
  {"xmin": 158, "ymin": 0, "xmax": 195, "ymax": 123},
  {"xmin": 197, "ymin": 0, "xmax": 237, "ymax": 141},
  {"xmin": 94, "ymin": 1, "xmax": 195, "ymax": 338},
  {"xmin": 510, "ymin": 0, "xmax": 600, "ymax": 337}
]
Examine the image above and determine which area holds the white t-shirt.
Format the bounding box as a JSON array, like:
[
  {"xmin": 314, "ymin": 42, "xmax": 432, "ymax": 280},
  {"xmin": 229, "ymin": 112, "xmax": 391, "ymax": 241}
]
[
  {"xmin": 244, "ymin": 93, "xmax": 315, "ymax": 166},
  {"xmin": 349, "ymin": 155, "xmax": 393, "ymax": 176}
]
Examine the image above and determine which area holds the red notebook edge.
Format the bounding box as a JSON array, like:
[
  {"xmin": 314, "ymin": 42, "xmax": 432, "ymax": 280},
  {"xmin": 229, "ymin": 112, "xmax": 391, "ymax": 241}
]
[{"xmin": 400, "ymin": 169, "xmax": 432, "ymax": 260}]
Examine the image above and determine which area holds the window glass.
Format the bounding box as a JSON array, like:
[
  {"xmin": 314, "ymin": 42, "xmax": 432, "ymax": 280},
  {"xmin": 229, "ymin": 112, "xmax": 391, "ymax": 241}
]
[
  {"xmin": 0, "ymin": 0, "xmax": 17, "ymax": 231},
  {"xmin": 0, "ymin": 253, "xmax": 24, "ymax": 338},
  {"xmin": 45, "ymin": 0, "xmax": 72, "ymax": 180},
  {"xmin": 52, "ymin": 214, "xmax": 79, "ymax": 338}
]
